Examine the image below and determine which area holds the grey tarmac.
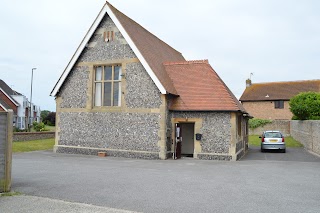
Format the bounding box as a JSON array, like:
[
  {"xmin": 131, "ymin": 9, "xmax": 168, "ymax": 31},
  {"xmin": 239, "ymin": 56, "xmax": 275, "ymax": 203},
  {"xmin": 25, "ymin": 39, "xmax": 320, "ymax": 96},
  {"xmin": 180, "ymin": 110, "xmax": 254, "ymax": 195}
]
[{"xmin": 1, "ymin": 146, "xmax": 320, "ymax": 213}]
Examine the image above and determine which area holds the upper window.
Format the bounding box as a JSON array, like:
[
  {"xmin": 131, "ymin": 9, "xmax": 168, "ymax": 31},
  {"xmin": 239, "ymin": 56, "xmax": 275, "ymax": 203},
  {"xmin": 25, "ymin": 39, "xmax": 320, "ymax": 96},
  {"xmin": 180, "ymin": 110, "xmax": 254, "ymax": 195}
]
[
  {"xmin": 94, "ymin": 65, "xmax": 122, "ymax": 107},
  {"xmin": 274, "ymin": 100, "xmax": 284, "ymax": 109}
]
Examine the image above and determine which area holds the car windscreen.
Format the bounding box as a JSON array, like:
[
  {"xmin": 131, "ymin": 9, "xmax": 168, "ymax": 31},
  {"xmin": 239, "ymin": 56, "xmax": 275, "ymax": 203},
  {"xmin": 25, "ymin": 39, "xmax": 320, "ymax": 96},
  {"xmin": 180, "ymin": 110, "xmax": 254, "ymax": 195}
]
[{"xmin": 264, "ymin": 132, "xmax": 282, "ymax": 138}]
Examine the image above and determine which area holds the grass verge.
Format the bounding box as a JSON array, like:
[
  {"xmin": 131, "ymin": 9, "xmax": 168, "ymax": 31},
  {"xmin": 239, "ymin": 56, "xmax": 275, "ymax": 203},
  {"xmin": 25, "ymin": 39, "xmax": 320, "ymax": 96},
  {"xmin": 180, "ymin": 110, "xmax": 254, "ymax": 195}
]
[
  {"xmin": 13, "ymin": 138, "xmax": 55, "ymax": 153},
  {"xmin": 0, "ymin": 191, "xmax": 22, "ymax": 197},
  {"xmin": 249, "ymin": 135, "xmax": 303, "ymax": 147}
]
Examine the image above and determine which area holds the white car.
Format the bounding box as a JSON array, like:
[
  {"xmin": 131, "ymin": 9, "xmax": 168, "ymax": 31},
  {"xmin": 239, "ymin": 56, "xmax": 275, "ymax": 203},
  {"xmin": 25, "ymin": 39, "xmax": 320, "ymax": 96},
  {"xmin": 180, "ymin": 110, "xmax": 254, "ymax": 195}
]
[{"xmin": 259, "ymin": 131, "xmax": 286, "ymax": 153}]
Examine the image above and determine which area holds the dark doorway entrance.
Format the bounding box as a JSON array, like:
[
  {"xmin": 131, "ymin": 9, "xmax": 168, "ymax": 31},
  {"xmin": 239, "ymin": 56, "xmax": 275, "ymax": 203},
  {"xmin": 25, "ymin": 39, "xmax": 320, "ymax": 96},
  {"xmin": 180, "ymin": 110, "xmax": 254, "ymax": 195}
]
[{"xmin": 178, "ymin": 123, "xmax": 195, "ymax": 158}]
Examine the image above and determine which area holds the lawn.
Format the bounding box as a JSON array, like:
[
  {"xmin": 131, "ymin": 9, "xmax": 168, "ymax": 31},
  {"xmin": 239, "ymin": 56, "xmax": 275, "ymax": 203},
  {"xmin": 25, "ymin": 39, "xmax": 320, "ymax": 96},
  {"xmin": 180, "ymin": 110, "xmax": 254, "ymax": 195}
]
[
  {"xmin": 249, "ymin": 135, "xmax": 303, "ymax": 147},
  {"xmin": 13, "ymin": 138, "xmax": 55, "ymax": 153}
]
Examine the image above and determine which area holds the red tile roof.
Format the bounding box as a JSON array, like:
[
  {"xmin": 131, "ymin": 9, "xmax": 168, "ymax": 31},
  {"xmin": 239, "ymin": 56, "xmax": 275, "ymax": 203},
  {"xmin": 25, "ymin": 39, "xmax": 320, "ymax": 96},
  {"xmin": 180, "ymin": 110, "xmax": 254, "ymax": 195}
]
[
  {"xmin": 240, "ymin": 80, "xmax": 320, "ymax": 101},
  {"xmin": 164, "ymin": 60, "xmax": 246, "ymax": 112},
  {"xmin": 107, "ymin": 2, "xmax": 185, "ymax": 95}
]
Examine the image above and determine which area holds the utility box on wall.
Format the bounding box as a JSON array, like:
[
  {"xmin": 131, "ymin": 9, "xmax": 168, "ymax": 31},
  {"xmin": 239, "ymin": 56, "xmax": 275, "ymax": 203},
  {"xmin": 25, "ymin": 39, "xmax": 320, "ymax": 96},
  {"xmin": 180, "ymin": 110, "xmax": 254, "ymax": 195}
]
[{"xmin": 0, "ymin": 110, "xmax": 13, "ymax": 193}]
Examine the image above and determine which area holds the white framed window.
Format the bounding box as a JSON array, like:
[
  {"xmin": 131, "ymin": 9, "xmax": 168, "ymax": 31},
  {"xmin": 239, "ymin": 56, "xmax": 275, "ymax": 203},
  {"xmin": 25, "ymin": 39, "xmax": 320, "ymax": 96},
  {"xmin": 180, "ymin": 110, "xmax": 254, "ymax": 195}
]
[{"xmin": 94, "ymin": 65, "xmax": 122, "ymax": 107}]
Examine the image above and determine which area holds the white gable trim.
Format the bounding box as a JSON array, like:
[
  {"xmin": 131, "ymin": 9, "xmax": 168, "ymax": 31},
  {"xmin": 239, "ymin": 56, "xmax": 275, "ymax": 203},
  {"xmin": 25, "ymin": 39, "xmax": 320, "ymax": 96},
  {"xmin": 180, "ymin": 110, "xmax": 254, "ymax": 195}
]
[
  {"xmin": 0, "ymin": 103, "xmax": 8, "ymax": 111},
  {"xmin": 50, "ymin": 3, "xmax": 166, "ymax": 97},
  {"xmin": 0, "ymin": 88, "xmax": 19, "ymax": 106}
]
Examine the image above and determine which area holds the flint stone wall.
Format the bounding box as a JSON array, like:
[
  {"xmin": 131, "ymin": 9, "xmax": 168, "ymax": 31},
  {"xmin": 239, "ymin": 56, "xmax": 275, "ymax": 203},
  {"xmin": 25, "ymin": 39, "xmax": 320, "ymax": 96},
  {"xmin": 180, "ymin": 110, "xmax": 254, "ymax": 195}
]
[
  {"xmin": 58, "ymin": 112, "xmax": 160, "ymax": 152},
  {"xmin": 59, "ymin": 66, "xmax": 89, "ymax": 108},
  {"xmin": 55, "ymin": 146, "xmax": 160, "ymax": 160},
  {"xmin": 13, "ymin": 132, "xmax": 55, "ymax": 142},
  {"xmin": 78, "ymin": 15, "xmax": 136, "ymax": 62},
  {"xmin": 125, "ymin": 62, "xmax": 162, "ymax": 108},
  {"xmin": 170, "ymin": 111, "xmax": 231, "ymax": 154},
  {"xmin": 56, "ymin": 13, "xmax": 164, "ymax": 159}
]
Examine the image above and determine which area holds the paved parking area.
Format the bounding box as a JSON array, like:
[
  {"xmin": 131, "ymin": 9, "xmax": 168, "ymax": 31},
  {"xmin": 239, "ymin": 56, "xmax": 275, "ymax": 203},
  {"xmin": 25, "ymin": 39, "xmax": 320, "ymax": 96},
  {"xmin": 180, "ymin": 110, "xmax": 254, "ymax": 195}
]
[
  {"xmin": 1, "ymin": 147, "xmax": 320, "ymax": 213},
  {"xmin": 242, "ymin": 146, "xmax": 320, "ymax": 162}
]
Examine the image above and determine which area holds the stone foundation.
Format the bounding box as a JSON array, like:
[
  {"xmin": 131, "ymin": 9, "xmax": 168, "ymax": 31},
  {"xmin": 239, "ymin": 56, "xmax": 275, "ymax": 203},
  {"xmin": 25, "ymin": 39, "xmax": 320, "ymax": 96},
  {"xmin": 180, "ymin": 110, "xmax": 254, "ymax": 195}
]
[{"xmin": 55, "ymin": 146, "xmax": 160, "ymax": 160}]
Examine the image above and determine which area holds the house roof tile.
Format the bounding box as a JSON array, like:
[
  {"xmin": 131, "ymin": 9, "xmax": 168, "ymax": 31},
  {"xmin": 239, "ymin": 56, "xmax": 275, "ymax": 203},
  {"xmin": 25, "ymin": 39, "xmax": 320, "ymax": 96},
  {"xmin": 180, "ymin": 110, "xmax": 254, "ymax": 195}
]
[
  {"xmin": 0, "ymin": 79, "xmax": 19, "ymax": 106},
  {"xmin": 164, "ymin": 60, "xmax": 246, "ymax": 112},
  {"xmin": 240, "ymin": 80, "xmax": 320, "ymax": 101}
]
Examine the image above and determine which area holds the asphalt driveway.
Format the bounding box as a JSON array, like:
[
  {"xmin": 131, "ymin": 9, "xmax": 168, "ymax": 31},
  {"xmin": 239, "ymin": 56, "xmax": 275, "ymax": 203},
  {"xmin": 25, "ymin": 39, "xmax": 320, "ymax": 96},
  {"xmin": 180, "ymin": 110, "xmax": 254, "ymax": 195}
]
[
  {"xmin": 242, "ymin": 146, "xmax": 320, "ymax": 162},
  {"xmin": 1, "ymin": 147, "xmax": 320, "ymax": 213}
]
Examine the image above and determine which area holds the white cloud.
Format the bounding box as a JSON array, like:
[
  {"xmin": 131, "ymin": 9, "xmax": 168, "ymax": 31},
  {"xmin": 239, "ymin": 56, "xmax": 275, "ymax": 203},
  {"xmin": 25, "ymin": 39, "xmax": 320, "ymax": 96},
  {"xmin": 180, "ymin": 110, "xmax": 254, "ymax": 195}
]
[{"xmin": 1, "ymin": 0, "xmax": 320, "ymax": 111}]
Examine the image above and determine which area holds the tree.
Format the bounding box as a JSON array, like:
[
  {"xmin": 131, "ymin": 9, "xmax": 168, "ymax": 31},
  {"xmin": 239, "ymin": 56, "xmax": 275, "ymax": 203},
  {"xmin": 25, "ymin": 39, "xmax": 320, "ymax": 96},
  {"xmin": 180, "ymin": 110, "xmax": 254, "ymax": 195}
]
[
  {"xmin": 289, "ymin": 92, "xmax": 320, "ymax": 120},
  {"xmin": 41, "ymin": 110, "xmax": 50, "ymax": 122},
  {"xmin": 43, "ymin": 112, "xmax": 56, "ymax": 126}
]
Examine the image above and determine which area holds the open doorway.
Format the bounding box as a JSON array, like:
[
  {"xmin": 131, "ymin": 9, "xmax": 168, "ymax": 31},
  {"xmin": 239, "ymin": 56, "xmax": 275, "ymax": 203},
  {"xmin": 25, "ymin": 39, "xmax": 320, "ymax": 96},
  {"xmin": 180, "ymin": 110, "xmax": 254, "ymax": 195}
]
[{"xmin": 180, "ymin": 123, "xmax": 195, "ymax": 158}]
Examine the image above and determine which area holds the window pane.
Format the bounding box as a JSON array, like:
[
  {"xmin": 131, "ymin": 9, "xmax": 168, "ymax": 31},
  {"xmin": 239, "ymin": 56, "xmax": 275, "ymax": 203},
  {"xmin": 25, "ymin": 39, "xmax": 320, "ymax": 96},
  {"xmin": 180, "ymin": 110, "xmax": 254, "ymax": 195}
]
[
  {"xmin": 113, "ymin": 82, "xmax": 121, "ymax": 106},
  {"xmin": 104, "ymin": 82, "xmax": 112, "ymax": 106},
  {"xmin": 95, "ymin": 67, "xmax": 102, "ymax": 81},
  {"xmin": 104, "ymin": 66, "xmax": 112, "ymax": 80},
  {"xmin": 280, "ymin": 101, "xmax": 284, "ymax": 108},
  {"xmin": 114, "ymin": 66, "xmax": 121, "ymax": 80},
  {"xmin": 95, "ymin": 83, "xmax": 102, "ymax": 106}
]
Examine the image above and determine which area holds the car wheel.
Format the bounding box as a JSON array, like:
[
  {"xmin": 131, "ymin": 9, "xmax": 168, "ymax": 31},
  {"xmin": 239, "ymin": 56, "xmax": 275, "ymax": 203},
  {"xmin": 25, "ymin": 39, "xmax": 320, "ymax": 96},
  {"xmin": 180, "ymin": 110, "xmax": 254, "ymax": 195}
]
[
  {"xmin": 282, "ymin": 149, "xmax": 286, "ymax": 153},
  {"xmin": 261, "ymin": 148, "xmax": 265, "ymax": 152}
]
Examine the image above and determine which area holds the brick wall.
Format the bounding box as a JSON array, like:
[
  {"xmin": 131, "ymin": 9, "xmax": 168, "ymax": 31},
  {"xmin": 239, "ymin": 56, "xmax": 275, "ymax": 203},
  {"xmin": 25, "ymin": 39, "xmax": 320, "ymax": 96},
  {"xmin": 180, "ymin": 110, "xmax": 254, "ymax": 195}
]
[
  {"xmin": 242, "ymin": 101, "xmax": 292, "ymax": 120},
  {"xmin": 13, "ymin": 132, "xmax": 55, "ymax": 142},
  {"xmin": 249, "ymin": 120, "xmax": 290, "ymax": 136}
]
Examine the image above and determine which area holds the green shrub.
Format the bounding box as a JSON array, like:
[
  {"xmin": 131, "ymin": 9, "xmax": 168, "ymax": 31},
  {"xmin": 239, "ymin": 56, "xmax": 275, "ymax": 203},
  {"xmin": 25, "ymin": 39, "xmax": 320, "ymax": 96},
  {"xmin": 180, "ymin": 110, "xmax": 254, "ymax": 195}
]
[
  {"xmin": 33, "ymin": 122, "xmax": 49, "ymax": 132},
  {"xmin": 289, "ymin": 92, "xmax": 320, "ymax": 120},
  {"xmin": 249, "ymin": 118, "xmax": 272, "ymax": 129}
]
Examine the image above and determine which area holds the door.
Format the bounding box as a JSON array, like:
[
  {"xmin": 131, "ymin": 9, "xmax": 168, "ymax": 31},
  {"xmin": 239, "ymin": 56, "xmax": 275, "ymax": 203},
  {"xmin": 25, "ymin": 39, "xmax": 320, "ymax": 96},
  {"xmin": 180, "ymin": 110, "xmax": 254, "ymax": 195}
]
[{"xmin": 181, "ymin": 123, "xmax": 195, "ymax": 157}]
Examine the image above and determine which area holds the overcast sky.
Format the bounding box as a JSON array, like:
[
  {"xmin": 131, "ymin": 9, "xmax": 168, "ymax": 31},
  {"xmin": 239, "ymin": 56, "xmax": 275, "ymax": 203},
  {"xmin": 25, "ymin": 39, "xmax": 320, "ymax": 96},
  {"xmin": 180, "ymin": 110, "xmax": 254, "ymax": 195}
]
[{"xmin": 1, "ymin": 0, "xmax": 319, "ymax": 111}]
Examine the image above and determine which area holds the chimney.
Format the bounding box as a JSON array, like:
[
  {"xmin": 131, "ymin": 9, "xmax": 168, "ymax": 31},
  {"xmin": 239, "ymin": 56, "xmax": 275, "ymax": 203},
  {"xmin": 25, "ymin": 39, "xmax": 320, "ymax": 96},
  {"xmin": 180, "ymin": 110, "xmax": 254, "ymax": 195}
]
[{"xmin": 246, "ymin": 79, "xmax": 252, "ymax": 87}]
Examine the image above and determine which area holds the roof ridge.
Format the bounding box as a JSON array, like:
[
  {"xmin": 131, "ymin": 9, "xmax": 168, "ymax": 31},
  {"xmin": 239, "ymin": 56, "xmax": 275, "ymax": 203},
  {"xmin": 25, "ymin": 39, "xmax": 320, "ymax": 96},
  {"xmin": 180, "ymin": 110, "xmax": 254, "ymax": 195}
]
[
  {"xmin": 163, "ymin": 60, "xmax": 209, "ymax": 66},
  {"xmin": 252, "ymin": 79, "xmax": 320, "ymax": 85}
]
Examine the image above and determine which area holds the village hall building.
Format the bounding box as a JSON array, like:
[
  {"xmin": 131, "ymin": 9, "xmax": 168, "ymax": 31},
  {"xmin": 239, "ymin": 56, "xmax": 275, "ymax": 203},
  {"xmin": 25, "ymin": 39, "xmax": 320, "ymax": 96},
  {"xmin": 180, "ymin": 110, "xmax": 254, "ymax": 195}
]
[{"xmin": 51, "ymin": 1, "xmax": 249, "ymax": 161}]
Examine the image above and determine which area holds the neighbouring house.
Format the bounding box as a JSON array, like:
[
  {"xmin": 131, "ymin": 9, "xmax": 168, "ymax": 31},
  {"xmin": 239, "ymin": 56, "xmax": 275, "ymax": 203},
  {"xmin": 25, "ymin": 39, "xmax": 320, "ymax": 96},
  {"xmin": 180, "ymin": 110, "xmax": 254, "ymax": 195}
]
[
  {"xmin": 240, "ymin": 79, "xmax": 320, "ymax": 120},
  {"xmin": 50, "ymin": 2, "xmax": 249, "ymax": 161},
  {"xmin": 0, "ymin": 79, "xmax": 41, "ymax": 129}
]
